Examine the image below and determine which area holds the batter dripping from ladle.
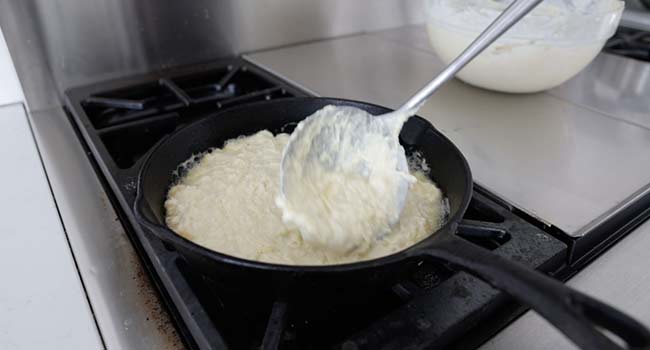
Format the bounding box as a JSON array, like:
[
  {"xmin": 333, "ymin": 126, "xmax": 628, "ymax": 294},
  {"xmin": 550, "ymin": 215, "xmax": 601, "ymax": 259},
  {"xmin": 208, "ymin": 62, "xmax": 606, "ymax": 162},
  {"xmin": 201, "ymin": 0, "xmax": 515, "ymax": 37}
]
[{"xmin": 276, "ymin": 0, "xmax": 542, "ymax": 253}]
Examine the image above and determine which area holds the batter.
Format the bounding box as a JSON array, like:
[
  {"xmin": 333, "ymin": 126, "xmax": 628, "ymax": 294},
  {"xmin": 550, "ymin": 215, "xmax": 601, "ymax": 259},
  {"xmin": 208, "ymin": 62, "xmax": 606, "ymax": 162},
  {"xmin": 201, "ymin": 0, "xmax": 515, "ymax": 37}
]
[
  {"xmin": 276, "ymin": 105, "xmax": 415, "ymax": 254},
  {"xmin": 165, "ymin": 130, "xmax": 445, "ymax": 265}
]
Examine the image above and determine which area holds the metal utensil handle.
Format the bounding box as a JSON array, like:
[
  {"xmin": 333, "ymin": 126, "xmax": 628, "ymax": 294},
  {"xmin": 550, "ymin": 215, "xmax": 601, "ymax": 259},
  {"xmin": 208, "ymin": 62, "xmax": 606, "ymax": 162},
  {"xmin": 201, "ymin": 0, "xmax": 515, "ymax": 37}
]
[
  {"xmin": 399, "ymin": 0, "xmax": 544, "ymax": 113},
  {"xmin": 422, "ymin": 237, "xmax": 650, "ymax": 350}
]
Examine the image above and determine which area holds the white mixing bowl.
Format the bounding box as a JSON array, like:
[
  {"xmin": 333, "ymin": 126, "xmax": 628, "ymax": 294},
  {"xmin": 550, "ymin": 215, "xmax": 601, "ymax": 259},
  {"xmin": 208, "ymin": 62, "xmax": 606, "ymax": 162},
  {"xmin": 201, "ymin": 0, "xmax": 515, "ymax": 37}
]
[{"xmin": 425, "ymin": 0, "xmax": 624, "ymax": 93}]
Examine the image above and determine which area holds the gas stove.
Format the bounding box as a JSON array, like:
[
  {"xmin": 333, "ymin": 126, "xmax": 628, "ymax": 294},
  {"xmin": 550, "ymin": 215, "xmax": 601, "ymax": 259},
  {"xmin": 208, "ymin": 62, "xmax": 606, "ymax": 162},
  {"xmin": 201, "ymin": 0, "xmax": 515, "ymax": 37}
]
[{"xmin": 64, "ymin": 57, "xmax": 645, "ymax": 349}]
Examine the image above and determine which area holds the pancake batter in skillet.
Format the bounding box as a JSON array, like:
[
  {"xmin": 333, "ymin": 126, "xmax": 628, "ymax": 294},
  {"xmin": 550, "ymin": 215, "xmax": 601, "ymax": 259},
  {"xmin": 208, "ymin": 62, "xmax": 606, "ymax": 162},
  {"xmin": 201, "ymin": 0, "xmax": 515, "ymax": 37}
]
[{"xmin": 164, "ymin": 130, "xmax": 446, "ymax": 265}]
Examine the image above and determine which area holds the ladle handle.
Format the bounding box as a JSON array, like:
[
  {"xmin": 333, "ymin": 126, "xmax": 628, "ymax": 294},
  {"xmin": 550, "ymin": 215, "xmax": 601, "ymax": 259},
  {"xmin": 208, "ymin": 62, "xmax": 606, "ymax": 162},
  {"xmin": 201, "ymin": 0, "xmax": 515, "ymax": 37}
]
[
  {"xmin": 399, "ymin": 0, "xmax": 544, "ymax": 113},
  {"xmin": 421, "ymin": 237, "xmax": 650, "ymax": 350}
]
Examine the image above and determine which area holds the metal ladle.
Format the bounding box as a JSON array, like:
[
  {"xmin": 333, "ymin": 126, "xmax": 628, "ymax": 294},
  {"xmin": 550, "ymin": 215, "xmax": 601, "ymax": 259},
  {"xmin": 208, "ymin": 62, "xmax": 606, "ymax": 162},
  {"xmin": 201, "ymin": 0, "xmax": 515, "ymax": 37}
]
[{"xmin": 278, "ymin": 0, "xmax": 544, "ymax": 251}]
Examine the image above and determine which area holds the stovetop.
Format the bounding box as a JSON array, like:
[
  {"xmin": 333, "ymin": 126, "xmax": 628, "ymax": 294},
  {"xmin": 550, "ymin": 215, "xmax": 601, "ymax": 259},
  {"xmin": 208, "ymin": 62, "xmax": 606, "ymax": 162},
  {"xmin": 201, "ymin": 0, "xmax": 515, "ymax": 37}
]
[{"xmin": 63, "ymin": 57, "xmax": 643, "ymax": 349}]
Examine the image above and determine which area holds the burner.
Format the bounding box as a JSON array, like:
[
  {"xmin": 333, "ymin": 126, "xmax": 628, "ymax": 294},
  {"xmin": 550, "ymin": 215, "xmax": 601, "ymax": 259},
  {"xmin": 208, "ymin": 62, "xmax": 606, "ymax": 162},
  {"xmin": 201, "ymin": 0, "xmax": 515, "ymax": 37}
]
[
  {"xmin": 65, "ymin": 58, "xmax": 569, "ymax": 349},
  {"xmin": 605, "ymin": 27, "xmax": 650, "ymax": 62},
  {"xmin": 76, "ymin": 64, "xmax": 289, "ymax": 169}
]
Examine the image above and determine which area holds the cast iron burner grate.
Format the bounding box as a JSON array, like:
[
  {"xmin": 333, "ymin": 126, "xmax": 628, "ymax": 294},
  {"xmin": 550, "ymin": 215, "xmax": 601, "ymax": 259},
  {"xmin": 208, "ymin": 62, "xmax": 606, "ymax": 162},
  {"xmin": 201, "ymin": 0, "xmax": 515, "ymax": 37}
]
[
  {"xmin": 605, "ymin": 27, "xmax": 650, "ymax": 62},
  {"xmin": 65, "ymin": 58, "xmax": 567, "ymax": 350}
]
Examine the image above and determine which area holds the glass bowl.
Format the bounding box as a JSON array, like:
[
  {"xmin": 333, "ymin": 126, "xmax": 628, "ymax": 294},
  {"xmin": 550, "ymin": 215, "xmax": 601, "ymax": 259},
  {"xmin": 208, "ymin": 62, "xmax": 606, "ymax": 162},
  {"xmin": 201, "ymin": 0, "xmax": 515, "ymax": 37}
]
[{"xmin": 425, "ymin": 0, "xmax": 624, "ymax": 93}]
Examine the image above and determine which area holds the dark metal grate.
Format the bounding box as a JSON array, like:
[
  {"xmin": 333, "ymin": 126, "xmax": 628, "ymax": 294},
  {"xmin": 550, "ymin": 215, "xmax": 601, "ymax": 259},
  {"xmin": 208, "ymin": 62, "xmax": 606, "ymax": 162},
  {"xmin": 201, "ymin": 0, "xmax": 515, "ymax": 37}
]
[
  {"xmin": 605, "ymin": 27, "xmax": 650, "ymax": 62},
  {"xmin": 78, "ymin": 63, "xmax": 293, "ymax": 169}
]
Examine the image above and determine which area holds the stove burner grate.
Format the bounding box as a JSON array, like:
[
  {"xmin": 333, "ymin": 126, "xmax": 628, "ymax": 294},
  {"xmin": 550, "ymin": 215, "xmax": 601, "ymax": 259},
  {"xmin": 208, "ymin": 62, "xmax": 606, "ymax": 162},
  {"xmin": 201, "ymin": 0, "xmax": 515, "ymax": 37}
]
[{"xmin": 605, "ymin": 27, "xmax": 650, "ymax": 62}]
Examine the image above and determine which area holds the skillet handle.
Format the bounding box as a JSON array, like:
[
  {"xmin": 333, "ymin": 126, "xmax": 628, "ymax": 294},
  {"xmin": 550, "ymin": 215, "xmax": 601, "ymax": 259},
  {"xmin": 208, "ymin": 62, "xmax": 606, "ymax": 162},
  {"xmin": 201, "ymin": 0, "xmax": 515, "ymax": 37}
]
[{"xmin": 421, "ymin": 237, "xmax": 650, "ymax": 350}]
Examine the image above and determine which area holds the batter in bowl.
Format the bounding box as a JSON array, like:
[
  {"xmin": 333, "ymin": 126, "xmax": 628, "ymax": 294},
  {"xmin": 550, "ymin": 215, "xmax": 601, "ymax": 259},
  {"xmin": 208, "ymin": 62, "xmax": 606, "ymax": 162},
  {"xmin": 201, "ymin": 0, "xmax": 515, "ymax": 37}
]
[{"xmin": 165, "ymin": 130, "xmax": 446, "ymax": 265}]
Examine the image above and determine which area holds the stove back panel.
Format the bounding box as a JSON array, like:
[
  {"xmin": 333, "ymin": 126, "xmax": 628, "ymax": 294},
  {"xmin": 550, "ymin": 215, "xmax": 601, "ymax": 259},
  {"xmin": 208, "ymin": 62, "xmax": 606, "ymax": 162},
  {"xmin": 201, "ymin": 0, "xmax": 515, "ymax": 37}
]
[{"xmin": 0, "ymin": 0, "xmax": 424, "ymax": 111}]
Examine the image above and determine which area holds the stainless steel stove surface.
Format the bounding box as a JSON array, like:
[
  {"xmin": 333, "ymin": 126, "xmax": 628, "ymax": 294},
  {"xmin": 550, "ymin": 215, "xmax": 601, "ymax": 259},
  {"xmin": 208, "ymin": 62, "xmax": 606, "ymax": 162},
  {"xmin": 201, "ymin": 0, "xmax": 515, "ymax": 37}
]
[
  {"xmin": 1, "ymin": 0, "xmax": 647, "ymax": 345},
  {"xmin": 64, "ymin": 58, "xmax": 577, "ymax": 349}
]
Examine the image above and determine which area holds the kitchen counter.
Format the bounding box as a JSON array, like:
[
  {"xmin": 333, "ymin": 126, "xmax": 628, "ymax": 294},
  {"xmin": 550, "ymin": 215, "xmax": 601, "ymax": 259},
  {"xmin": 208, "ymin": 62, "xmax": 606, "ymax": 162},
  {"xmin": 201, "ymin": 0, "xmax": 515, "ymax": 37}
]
[{"xmin": 0, "ymin": 103, "xmax": 102, "ymax": 350}]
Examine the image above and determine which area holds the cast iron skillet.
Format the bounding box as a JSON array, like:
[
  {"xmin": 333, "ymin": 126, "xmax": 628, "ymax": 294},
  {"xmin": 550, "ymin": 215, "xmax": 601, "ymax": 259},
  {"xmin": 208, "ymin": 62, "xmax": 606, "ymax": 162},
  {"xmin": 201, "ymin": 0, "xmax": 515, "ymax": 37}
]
[{"xmin": 134, "ymin": 97, "xmax": 650, "ymax": 350}]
